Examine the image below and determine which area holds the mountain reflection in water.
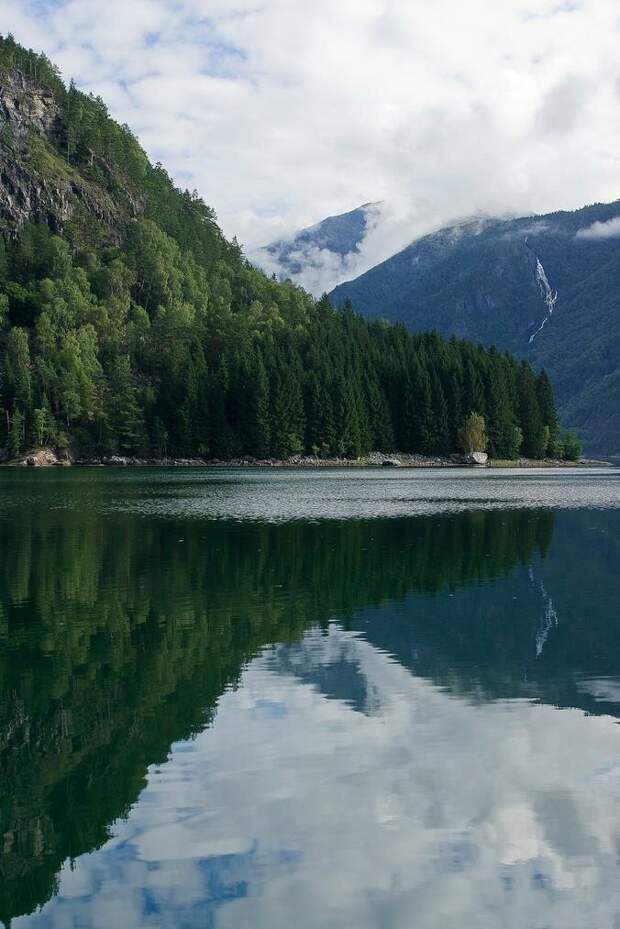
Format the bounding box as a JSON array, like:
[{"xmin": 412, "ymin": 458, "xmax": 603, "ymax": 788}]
[{"xmin": 1, "ymin": 471, "xmax": 620, "ymax": 929}]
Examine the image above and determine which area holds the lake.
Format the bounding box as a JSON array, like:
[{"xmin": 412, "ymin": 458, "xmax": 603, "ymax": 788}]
[{"xmin": 2, "ymin": 466, "xmax": 620, "ymax": 929}]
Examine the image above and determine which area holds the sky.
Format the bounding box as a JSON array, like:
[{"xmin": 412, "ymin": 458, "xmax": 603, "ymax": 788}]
[{"xmin": 2, "ymin": 0, "xmax": 620, "ymax": 288}]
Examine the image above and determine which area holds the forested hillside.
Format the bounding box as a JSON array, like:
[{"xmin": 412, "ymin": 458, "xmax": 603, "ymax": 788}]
[
  {"xmin": 0, "ymin": 36, "xmax": 559, "ymax": 461},
  {"xmin": 330, "ymin": 206, "xmax": 620, "ymax": 455}
]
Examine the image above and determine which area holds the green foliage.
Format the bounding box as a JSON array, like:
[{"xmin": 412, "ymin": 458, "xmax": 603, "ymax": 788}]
[
  {"xmin": 459, "ymin": 412, "xmax": 487, "ymax": 454},
  {"xmin": 0, "ymin": 217, "xmax": 554, "ymax": 460},
  {"xmin": 7, "ymin": 408, "xmax": 24, "ymax": 455},
  {"xmin": 0, "ymin": 36, "xmax": 559, "ymax": 461},
  {"xmin": 518, "ymin": 362, "xmax": 547, "ymax": 459},
  {"xmin": 511, "ymin": 425, "xmax": 523, "ymax": 459},
  {"xmin": 3, "ymin": 327, "xmax": 32, "ymax": 409},
  {"xmin": 559, "ymin": 431, "xmax": 582, "ymax": 462},
  {"xmin": 536, "ymin": 370, "xmax": 557, "ymax": 451},
  {"xmin": 0, "ymin": 33, "xmax": 65, "ymax": 96}
]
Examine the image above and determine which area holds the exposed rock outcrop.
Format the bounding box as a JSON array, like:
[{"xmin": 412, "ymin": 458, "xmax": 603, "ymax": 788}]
[
  {"xmin": 0, "ymin": 68, "xmax": 63, "ymax": 139},
  {"xmin": 12, "ymin": 447, "xmax": 71, "ymax": 467},
  {"xmin": 462, "ymin": 451, "xmax": 489, "ymax": 466},
  {"xmin": 0, "ymin": 68, "xmax": 130, "ymax": 236}
]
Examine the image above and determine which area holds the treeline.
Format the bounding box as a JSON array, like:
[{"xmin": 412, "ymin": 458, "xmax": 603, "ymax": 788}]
[
  {"xmin": 0, "ymin": 35, "xmax": 563, "ymax": 460},
  {"xmin": 0, "ymin": 222, "xmax": 561, "ymax": 460}
]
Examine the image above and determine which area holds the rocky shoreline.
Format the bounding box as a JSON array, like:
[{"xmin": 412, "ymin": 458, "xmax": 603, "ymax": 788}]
[{"xmin": 1, "ymin": 448, "xmax": 612, "ymax": 469}]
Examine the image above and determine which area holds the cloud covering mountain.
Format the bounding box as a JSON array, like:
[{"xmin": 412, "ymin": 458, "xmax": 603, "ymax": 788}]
[
  {"xmin": 330, "ymin": 199, "xmax": 620, "ymax": 454},
  {"xmin": 251, "ymin": 202, "xmax": 384, "ymax": 295},
  {"xmin": 3, "ymin": 0, "xmax": 620, "ymax": 259},
  {"xmin": 253, "ymin": 201, "xmax": 510, "ymax": 295}
]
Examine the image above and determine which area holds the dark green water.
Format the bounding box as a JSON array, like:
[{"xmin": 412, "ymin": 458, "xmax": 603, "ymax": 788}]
[{"xmin": 2, "ymin": 467, "xmax": 620, "ymax": 929}]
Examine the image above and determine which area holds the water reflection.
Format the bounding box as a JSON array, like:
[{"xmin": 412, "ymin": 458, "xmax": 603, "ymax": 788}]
[{"xmin": 1, "ymin": 479, "xmax": 620, "ymax": 928}]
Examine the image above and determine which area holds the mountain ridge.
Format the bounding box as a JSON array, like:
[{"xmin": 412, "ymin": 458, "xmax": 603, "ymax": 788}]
[
  {"xmin": 252, "ymin": 201, "xmax": 382, "ymax": 295},
  {"xmin": 330, "ymin": 200, "xmax": 620, "ymax": 454}
]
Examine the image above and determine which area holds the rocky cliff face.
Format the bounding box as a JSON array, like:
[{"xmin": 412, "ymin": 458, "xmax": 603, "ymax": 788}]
[
  {"xmin": 1, "ymin": 69, "xmax": 63, "ymax": 233},
  {"xmin": 0, "ymin": 68, "xmax": 129, "ymax": 237},
  {"xmin": 0, "ymin": 67, "xmax": 63, "ymax": 139}
]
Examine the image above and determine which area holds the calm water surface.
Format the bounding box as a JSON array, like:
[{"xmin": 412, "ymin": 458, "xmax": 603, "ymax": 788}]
[{"xmin": 2, "ymin": 467, "xmax": 620, "ymax": 929}]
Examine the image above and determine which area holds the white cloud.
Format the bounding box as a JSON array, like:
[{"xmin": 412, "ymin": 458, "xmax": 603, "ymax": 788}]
[
  {"xmin": 2, "ymin": 0, "xmax": 620, "ymax": 279},
  {"xmin": 15, "ymin": 627, "xmax": 620, "ymax": 929},
  {"xmin": 576, "ymin": 215, "xmax": 620, "ymax": 239}
]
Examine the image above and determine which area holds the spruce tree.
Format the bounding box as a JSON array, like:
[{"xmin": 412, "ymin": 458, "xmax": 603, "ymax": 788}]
[
  {"xmin": 536, "ymin": 369, "xmax": 558, "ymax": 456},
  {"xmin": 518, "ymin": 363, "xmax": 546, "ymax": 459}
]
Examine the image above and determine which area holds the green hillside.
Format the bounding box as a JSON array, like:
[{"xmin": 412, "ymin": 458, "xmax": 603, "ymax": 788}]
[
  {"xmin": 0, "ymin": 35, "xmax": 557, "ymax": 462},
  {"xmin": 330, "ymin": 207, "xmax": 620, "ymax": 455}
]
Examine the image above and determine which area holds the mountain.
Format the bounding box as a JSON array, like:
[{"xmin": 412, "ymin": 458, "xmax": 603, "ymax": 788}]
[
  {"xmin": 330, "ymin": 205, "xmax": 620, "ymax": 455},
  {"xmin": 252, "ymin": 201, "xmax": 382, "ymax": 295},
  {"xmin": 0, "ymin": 35, "xmax": 555, "ymax": 464}
]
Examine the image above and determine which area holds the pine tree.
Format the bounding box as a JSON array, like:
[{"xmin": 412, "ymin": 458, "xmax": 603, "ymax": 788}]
[
  {"xmin": 3, "ymin": 327, "xmax": 32, "ymax": 411},
  {"xmin": 107, "ymin": 356, "xmax": 144, "ymax": 454},
  {"xmin": 8, "ymin": 408, "xmax": 24, "ymax": 456},
  {"xmin": 464, "ymin": 358, "xmax": 485, "ymax": 418},
  {"xmin": 365, "ymin": 374, "xmax": 394, "ymax": 452},
  {"xmin": 411, "ymin": 359, "xmax": 435, "ymax": 453},
  {"xmin": 518, "ymin": 363, "xmax": 546, "ymax": 459},
  {"xmin": 431, "ymin": 371, "xmax": 450, "ymax": 455},
  {"xmin": 486, "ymin": 363, "xmax": 519, "ymax": 459},
  {"xmin": 536, "ymin": 369, "xmax": 557, "ymax": 457}
]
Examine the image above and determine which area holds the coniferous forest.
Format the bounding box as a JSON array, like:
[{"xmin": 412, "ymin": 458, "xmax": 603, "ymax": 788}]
[{"xmin": 0, "ymin": 35, "xmax": 563, "ymax": 461}]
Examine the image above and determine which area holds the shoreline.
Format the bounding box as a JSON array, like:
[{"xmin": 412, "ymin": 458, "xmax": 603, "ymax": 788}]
[{"xmin": 2, "ymin": 449, "xmax": 612, "ymax": 469}]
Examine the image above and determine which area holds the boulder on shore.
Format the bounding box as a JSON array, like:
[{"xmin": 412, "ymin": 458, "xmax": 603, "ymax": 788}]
[
  {"xmin": 16, "ymin": 448, "xmax": 71, "ymax": 467},
  {"xmin": 461, "ymin": 451, "xmax": 488, "ymax": 466}
]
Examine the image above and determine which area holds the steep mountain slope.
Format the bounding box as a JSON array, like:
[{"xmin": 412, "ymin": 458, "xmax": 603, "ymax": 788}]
[
  {"xmin": 330, "ymin": 205, "xmax": 620, "ymax": 454},
  {"xmin": 0, "ymin": 36, "xmax": 553, "ymax": 463},
  {"xmin": 252, "ymin": 201, "xmax": 381, "ymax": 294}
]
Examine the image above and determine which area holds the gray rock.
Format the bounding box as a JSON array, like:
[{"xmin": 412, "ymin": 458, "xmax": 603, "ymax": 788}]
[
  {"xmin": 0, "ymin": 69, "xmax": 142, "ymax": 237},
  {"xmin": 461, "ymin": 451, "xmax": 488, "ymax": 466}
]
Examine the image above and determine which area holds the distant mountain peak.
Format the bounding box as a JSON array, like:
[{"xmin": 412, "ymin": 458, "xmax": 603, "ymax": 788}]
[
  {"xmin": 329, "ymin": 198, "xmax": 620, "ymax": 455},
  {"xmin": 252, "ymin": 205, "xmax": 518, "ymax": 297},
  {"xmin": 251, "ymin": 201, "xmax": 383, "ymax": 295}
]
